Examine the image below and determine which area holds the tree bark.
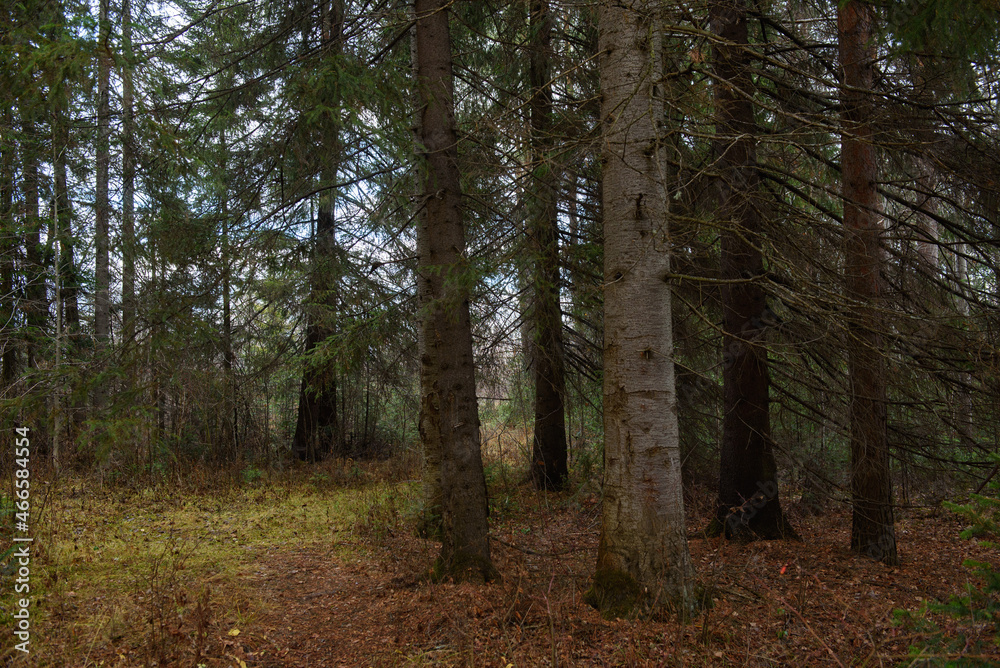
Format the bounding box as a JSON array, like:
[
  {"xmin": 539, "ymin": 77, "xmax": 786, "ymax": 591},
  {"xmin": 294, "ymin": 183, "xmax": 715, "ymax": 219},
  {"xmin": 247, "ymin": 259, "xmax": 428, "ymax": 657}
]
[
  {"xmin": 585, "ymin": 0, "xmax": 695, "ymax": 617},
  {"xmin": 710, "ymin": 0, "xmax": 795, "ymax": 540},
  {"xmin": 838, "ymin": 0, "xmax": 898, "ymax": 566},
  {"xmin": 220, "ymin": 129, "xmax": 236, "ymax": 459},
  {"xmin": 121, "ymin": 0, "xmax": 137, "ymax": 344},
  {"xmin": 410, "ymin": 2, "xmax": 442, "ymax": 533},
  {"xmin": 1, "ymin": 109, "xmax": 16, "ymax": 389},
  {"xmin": 53, "ymin": 100, "xmax": 79, "ymax": 337},
  {"xmin": 95, "ymin": 0, "xmax": 112, "ymax": 375},
  {"xmin": 293, "ymin": 0, "xmax": 344, "ymax": 463},
  {"xmin": 19, "ymin": 118, "xmax": 46, "ymax": 371},
  {"xmin": 528, "ymin": 0, "xmax": 568, "ymax": 491},
  {"xmin": 414, "ymin": 0, "xmax": 496, "ymax": 583}
]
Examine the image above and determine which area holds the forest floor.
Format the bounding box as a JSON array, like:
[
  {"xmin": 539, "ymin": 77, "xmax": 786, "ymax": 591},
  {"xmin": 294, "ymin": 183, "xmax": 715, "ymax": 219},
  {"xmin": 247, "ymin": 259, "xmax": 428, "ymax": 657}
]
[{"xmin": 2, "ymin": 456, "xmax": 999, "ymax": 667}]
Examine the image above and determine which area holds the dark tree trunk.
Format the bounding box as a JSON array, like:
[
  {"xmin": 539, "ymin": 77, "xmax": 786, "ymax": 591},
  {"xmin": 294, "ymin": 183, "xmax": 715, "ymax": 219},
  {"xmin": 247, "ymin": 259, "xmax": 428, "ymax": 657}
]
[
  {"xmin": 220, "ymin": 129, "xmax": 236, "ymax": 460},
  {"xmin": 414, "ymin": 0, "xmax": 496, "ymax": 583},
  {"xmin": 710, "ymin": 0, "xmax": 795, "ymax": 540},
  {"xmin": 94, "ymin": 0, "xmax": 111, "ymax": 414},
  {"xmin": 1, "ymin": 112, "xmax": 16, "ymax": 389},
  {"xmin": 409, "ymin": 6, "xmax": 441, "ymax": 533},
  {"xmin": 292, "ymin": 194, "xmax": 341, "ymax": 462},
  {"xmin": 838, "ymin": 0, "xmax": 898, "ymax": 565},
  {"xmin": 293, "ymin": 0, "xmax": 344, "ymax": 463},
  {"xmin": 19, "ymin": 120, "xmax": 46, "ymax": 371},
  {"xmin": 528, "ymin": 0, "xmax": 568, "ymax": 491},
  {"xmin": 121, "ymin": 0, "xmax": 137, "ymax": 344},
  {"xmin": 54, "ymin": 101, "xmax": 79, "ymax": 337}
]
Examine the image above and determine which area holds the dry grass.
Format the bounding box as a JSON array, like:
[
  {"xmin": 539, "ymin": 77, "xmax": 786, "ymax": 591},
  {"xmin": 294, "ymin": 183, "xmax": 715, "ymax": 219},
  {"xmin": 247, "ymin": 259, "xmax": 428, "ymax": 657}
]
[
  {"xmin": 0, "ymin": 457, "xmax": 421, "ymax": 666},
  {"xmin": 1, "ymin": 436, "xmax": 995, "ymax": 667}
]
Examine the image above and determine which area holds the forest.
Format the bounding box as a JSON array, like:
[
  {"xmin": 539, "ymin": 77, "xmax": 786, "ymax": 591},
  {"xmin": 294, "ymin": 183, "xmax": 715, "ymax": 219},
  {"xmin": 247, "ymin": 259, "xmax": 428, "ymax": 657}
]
[{"xmin": 3, "ymin": 0, "xmax": 1000, "ymax": 665}]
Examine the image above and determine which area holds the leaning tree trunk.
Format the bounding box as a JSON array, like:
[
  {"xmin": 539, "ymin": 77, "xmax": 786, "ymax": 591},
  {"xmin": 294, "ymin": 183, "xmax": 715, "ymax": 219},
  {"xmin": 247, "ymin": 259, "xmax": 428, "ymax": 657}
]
[
  {"xmin": 293, "ymin": 0, "xmax": 344, "ymax": 463},
  {"xmin": 710, "ymin": 0, "xmax": 795, "ymax": 540},
  {"xmin": 528, "ymin": 0, "xmax": 568, "ymax": 491},
  {"xmin": 838, "ymin": 0, "xmax": 898, "ymax": 566},
  {"xmin": 584, "ymin": 0, "xmax": 695, "ymax": 618},
  {"xmin": 414, "ymin": 0, "xmax": 496, "ymax": 583}
]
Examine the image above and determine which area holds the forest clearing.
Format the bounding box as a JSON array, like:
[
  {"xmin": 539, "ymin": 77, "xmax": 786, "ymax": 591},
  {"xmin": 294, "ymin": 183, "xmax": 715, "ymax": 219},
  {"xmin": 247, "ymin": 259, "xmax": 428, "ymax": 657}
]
[{"xmin": 2, "ymin": 446, "xmax": 999, "ymax": 667}]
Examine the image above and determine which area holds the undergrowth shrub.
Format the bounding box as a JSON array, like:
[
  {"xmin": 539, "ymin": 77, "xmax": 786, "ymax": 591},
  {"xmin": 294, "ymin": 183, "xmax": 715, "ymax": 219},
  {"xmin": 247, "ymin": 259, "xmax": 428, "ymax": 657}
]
[
  {"xmin": 136, "ymin": 535, "xmax": 214, "ymax": 665},
  {"xmin": 895, "ymin": 455, "xmax": 1000, "ymax": 666}
]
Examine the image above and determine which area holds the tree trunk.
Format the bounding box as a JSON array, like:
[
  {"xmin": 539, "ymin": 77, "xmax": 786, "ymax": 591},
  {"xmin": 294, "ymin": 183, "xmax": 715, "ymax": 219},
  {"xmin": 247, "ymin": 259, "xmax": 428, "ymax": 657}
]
[
  {"xmin": 913, "ymin": 157, "xmax": 939, "ymax": 271},
  {"xmin": 1, "ymin": 112, "xmax": 16, "ymax": 388},
  {"xmin": 585, "ymin": 0, "xmax": 695, "ymax": 617},
  {"xmin": 528, "ymin": 0, "xmax": 568, "ymax": 491},
  {"xmin": 410, "ymin": 0, "xmax": 441, "ymax": 535},
  {"xmin": 220, "ymin": 129, "xmax": 236, "ymax": 460},
  {"xmin": 94, "ymin": 0, "xmax": 112, "ymax": 379},
  {"xmin": 121, "ymin": 0, "xmax": 137, "ymax": 344},
  {"xmin": 19, "ymin": 119, "xmax": 46, "ymax": 372},
  {"xmin": 414, "ymin": 0, "xmax": 496, "ymax": 583},
  {"xmin": 293, "ymin": 0, "xmax": 344, "ymax": 463},
  {"xmin": 710, "ymin": 0, "xmax": 795, "ymax": 540},
  {"xmin": 292, "ymin": 186, "xmax": 341, "ymax": 461},
  {"xmin": 54, "ymin": 99, "xmax": 79, "ymax": 337},
  {"xmin": 838, "ymin": 0, "xmax": 898, "ymax": 566},
  {"xmin": 954, "ymin": 243, "xmax": 973, "ymax": 447}
]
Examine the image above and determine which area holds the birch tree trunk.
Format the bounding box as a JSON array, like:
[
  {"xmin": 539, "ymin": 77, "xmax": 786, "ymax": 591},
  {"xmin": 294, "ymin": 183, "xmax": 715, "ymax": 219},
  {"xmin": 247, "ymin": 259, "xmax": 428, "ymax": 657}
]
[
  {"xmin": 414, "ymin": 0, "xmax": 496, "ymax": 582},
  {"xmin": 585, "ymin": 0, "xmax": 694, "ymax": 617},
  {"xmin": 838, "ymin": 0, "xmax": 898, "ymax": 565}
]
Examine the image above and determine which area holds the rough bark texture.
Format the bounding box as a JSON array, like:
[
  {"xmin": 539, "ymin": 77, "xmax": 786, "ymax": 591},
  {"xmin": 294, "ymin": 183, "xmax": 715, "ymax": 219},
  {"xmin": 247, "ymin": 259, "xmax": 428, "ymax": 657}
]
[
  {"xmin": 54, "ymin": 100, "xmax": 79, "ymax": 337},
  {"xmin": 93, "ymin": 0, "xmax": 111, "ymax": 423},
  {"xmin": 585, "ymin": 0, "xmax": 695, "ymax": 618},
  {"xmin": 409, "ymin": 4, "xmax": 442, "ymax": 535},
  {"xmin": 913, "ymin": 157, "xmax": 939, "ymax": 271},
  {"xmin": 838, "ymin": 0, "xmax": 898, "ymax": 566},
  {"xmin": 293, "ymin": 0, "xmax": 344, "ymax": 463},
  {"xmin": 710, "ymin": 0, "xmax": 795, "ymax": 541},
  {"xmin": 1, "ymin": 114, "xmax": 16, "ymax": 389},
  {"xmin": 19, "ymin": 119, "xmax": 46, "ymax": 371},
  {"xmin": 95, "ymin": 0, "xmax": 111, "ymax": 353},
  {"xmin": 121, "ymin": 0, "xmax": 136, "ymax": 344},
  {"xmin": 414, "ymin": 0, "xmax": 496, "ymax": 583},
  {"xmin": 528, "ymin": 0, "xmax": 568, "ymax": 491},
  {"xmin": 220, "ymin": 130, "xmax": 236, "ymax": 460},
  {"xmin": 292, "ymin": 193, "xmax": 341, "ymax": 462},
  {"xmin": 954, "ymin": 244, "xmax": 973, "ymax": 446}
]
